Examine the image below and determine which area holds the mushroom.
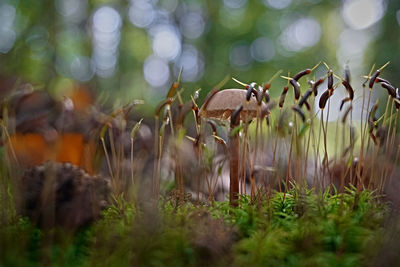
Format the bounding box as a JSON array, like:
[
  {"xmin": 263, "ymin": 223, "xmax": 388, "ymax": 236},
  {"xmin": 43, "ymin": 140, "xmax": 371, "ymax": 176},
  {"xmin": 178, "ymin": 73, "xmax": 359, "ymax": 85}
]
[
  {"xmin": 199, "ymin": 89, "xmax": 269, "ymax": 206},
  {"xmin": 200, "ymin": 89, "xmax": 269, "ymax": 121}
]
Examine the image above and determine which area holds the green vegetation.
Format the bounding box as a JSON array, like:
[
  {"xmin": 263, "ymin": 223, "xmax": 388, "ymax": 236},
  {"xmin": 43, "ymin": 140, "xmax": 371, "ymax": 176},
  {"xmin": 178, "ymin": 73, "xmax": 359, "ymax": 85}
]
[{"xmin": 0, "ymin": 183, "xmax": 389, "ymax": 266}]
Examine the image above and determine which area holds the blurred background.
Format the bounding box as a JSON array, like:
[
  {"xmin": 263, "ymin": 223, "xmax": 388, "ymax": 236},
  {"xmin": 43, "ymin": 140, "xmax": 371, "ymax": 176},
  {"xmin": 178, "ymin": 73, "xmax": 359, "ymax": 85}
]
[{"xmin": 1, "ymin": 0, "xmax": 399, "ymax": 116}]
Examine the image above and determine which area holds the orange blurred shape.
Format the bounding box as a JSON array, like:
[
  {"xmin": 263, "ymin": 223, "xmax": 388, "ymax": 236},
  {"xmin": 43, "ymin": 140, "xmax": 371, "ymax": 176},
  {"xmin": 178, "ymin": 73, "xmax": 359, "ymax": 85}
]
[
  {"xmin": 56, "ymin": 133, "xmax": 83, "ymax": 166},
  {"xmin": 9, "ymin": 133, "xmax": 51, "ymax": 166},
  {"xmin": 67, "ymin": 87, "xmax": 93, "ymax": 112},
  {"xmin": 9, "ymin": 133, "xmax": 96, "ymax": 174}
]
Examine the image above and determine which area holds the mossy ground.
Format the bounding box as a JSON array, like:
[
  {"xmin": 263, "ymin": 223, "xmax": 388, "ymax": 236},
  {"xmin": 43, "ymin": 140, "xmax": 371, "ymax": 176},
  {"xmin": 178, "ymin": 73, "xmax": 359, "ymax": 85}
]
[{"xmin": 0, "ymin": 184, "xmax": 390, "ymax": 267}]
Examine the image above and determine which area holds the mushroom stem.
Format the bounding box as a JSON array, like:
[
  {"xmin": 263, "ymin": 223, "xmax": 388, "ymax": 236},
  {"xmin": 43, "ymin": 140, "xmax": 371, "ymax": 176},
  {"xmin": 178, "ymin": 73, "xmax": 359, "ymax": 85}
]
[
  {"xmin": 230, "ymin": 105, "xmax": 243, "ymax": 206},
  {"xmin": 230, "ymin": 132, "xmax": 239, "ymax": 206}
]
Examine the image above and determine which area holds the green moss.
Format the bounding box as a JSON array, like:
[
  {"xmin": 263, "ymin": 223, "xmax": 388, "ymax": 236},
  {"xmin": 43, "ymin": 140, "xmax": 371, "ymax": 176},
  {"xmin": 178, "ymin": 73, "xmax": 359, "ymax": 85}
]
[{"xmin": 0, "ymin": 184, "xmax": 390, "ymax": 266}]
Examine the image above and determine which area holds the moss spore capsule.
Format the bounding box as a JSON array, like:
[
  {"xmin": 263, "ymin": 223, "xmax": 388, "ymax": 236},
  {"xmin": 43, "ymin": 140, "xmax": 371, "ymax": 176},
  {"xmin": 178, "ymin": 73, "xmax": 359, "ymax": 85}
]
[
  {"xmin": 319, "ymin": 90, "xmax": 330, "ymax": 110},
  {"xmin": 342, "ymin": 80, "xmax": 354, "ymax": 100},
  {"xmin": 264, "ymin": 91, "xmax": 270, "ymax": 103},
  {"xmin": 340, "ymin": 97, "xmax": 351, "ymax": 111},
  {"xmin": 292, "ymin": 106, "xmax": 306, "ymax": 122},
  {"xmin": 327, "ymin": 70, "xmax": 333, "ymax": 90},
  {"xmin": 369, "ymin": 70, "xmax": 380, "ymax": 89},
  {"xmin": 290, "ymin": 79, "xmax": 301, "ymax": 100},
  {"xmin": 342, "ymin": 105, "xmax": 352, "ymax": 124},
  {"xmin": 381, "ymin": 82, "xmax": 396, "ymax": 98},
  {"xmin": 293, "ymin": 69, "xmax": 311, "ymax": 81},
  {"xmin": 375, "ymin": 77, "xmax": 390, "ymax": 84},
  {"xmin": 313, "ymin": 78, "xmax": 325, "ymax": 96},
  {"xmin": 279, "ymin": 86, "xmax": 289, "ymax": 108},
  {"xmin": 245, "ymin": 82, "xmax": 257, "ymax": 101},
  {"xmin": 344, "ymin": 65, "xmax": 351, "ymax": 84},
  {"xmin": 246, "ymin": 87, "xmax": 257, "ymax": 102},
  {"xmin": 299, "ymin": 88, "xmax": 312, "ymax": 107},
  {"xmin": 231, "ymin": 105, "xmax": 243, "ymax": 126}
]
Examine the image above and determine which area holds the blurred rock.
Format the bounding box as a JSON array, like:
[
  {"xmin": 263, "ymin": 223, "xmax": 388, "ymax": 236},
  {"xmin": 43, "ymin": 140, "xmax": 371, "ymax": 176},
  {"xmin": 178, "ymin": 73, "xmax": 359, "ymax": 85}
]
[
  {"xmin": 189, "ymin": 210, "xmax": 236, "ymax": 264},
  {"xmin": 19, "ymin": 162, "xmax": 110, "ymax": 229}
]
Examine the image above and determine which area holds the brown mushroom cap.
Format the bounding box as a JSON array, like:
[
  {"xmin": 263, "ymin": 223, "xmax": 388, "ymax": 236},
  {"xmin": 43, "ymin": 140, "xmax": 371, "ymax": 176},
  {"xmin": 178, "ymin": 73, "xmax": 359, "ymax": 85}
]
[{"xmin": 199, "ymin": 89, "xmax": 269, "ymax": 121}]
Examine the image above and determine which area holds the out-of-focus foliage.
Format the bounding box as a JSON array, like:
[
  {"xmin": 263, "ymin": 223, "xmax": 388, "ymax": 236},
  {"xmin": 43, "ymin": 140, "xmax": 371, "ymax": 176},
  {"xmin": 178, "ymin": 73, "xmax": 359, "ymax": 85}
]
[
  {"xmin": 0, "ymin": 184, "xmax": 390, "ymax": 266},
  {"xmin": 1, "ymin": 0, "xmax": 400, "ymax": 114}
]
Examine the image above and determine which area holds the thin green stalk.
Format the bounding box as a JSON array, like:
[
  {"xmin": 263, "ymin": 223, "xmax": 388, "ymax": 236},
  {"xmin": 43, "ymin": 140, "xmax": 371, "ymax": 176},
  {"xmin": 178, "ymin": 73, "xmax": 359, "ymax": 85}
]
[
  {"xmin": 131, "ymin": 138, "xmax": 134, "ymax": 186},
  {"xmin": 101, "ymin": 137, "xmax": 114, "ymax": 182}
]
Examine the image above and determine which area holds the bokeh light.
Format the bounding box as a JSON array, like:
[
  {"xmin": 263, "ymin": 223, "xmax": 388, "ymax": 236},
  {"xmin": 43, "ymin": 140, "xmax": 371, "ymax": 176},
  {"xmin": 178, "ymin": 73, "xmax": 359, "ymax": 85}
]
[
  {"xmin": 179, "ymin": 11, "xmax": 205, "ymax": 39},
  {"xmin": 150, "ymin": 24, "xmax": 181, "ymax": 61},
  {"xmin": 1, "ymin": 0, "xmax": 399, "ymax": 112},
  {"xmin": 342, "ymin": 0, "xmax": 386, "ymax": 30},
  {"xmin": 92, "ymin": 6, "xmax": 122, "ymax": 78},
  {"xmin": 250, "ymin": 37, "xmax": 275, "ymax": 62},
  {"xmin": 263, "ymin": 0, "xmax": 291, "ymax": 10},
  {"xmin": 143, "ymin": 55, "xmax": 170, "ymax": 88},
  {"xmin": 223, "ymin": 0, "xmax": 247, "ymax": 9},
  {"xmin": 396, "ymin": 10, "xmax": 400, "ymax": 26},
  {"xmin": 174, "ymin": 44, "xmax": 204, "ymax": 82},
  {"xmin": 336, "ymin": 29, "xmax": 372, "ymax": 70},
  {"xmin": 230, "ymin": 42, "xmax": 252, "ymax": 68},
  {"xmin": 128, "ymin": 0, "xmax": 155, "ymax": 29},
  {"xmin": 70, "ymin": 56, "xmax": 94, "ymax": 82},
  {"xmin": 0, "ymin": 3, "xmax": 16, "ymax": 54},
  {"xmin": 280, "ymin": 17, "xmax": 321, "ymax": 52},
  {"xmin": 55, "ymin": 0, "xmax": 88, "ymax": 23}
]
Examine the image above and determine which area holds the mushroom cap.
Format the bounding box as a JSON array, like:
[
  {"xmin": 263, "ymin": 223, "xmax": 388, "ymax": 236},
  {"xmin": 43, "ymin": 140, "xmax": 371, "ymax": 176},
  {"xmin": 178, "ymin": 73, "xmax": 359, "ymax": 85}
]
[{"xmin": 199, "ymin": 89, "xmax": 269, "ymax": 121}]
